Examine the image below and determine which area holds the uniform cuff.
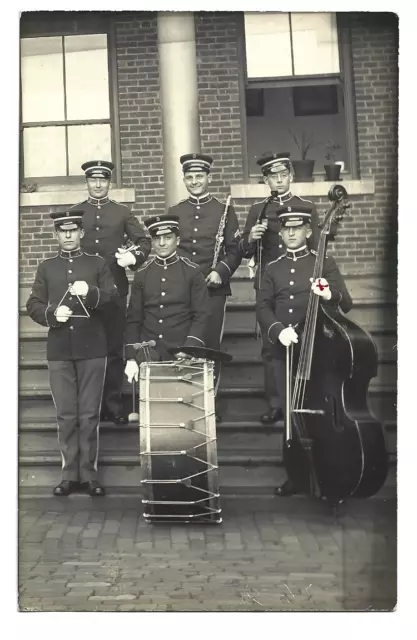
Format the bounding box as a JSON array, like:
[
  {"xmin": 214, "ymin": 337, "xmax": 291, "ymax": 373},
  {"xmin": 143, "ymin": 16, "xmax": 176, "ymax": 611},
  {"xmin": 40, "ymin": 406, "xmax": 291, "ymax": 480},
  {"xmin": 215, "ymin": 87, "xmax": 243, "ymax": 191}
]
[
  {"xmin": 85, "ymin": 286, "xmax": 99, "ymax": 309},
  {"xmin": 214, "ymin": 261, "xmax": 230, "ymax": 283},
  {"xmin": 45, "ymin": 304, "xmax": 60, "ymax": 327},
  {"xmin": 267, "ymin": 321, "xmax": 285, "ymax": 344}
]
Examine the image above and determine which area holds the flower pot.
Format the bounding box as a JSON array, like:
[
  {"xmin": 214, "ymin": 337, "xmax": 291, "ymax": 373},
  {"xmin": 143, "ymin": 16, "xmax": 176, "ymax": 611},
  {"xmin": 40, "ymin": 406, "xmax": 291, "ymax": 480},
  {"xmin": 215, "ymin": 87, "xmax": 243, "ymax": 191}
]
[
  {"xmin": 324, "ymin": 164, "xmax": 342, "ymax": 181},
  {"xmin": 292, "ymin": 160, "xmax": 315, "ymax": 182}
]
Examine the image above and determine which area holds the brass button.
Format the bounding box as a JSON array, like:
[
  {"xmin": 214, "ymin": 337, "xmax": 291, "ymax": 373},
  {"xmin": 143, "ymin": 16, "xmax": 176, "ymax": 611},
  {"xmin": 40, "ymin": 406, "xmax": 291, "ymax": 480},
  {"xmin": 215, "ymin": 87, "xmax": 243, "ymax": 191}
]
[
  {"xmin": 162, "ymin": 278, "xmax": 166, "ymax": 282},
  {"xmin": 158, "ymin": 334, "xmax": 163, "ymax": 339},
  {"xmin": 291, "ymin": 268, "xmax": 295, "ymax": 273},
  {"xmin": 289, "ymin": 281, "xmax": 294, "ymax": 285},
  {"xmin": 161, "ymin": 292, "xmax": 166, "ymax": 296},
  {"xmin": 95, "ymin": 239, "xmax": 99, "ymax": 243},
  {"xmin": 68, "ymin": 270, "xmax": 72, "ymax": 274}
]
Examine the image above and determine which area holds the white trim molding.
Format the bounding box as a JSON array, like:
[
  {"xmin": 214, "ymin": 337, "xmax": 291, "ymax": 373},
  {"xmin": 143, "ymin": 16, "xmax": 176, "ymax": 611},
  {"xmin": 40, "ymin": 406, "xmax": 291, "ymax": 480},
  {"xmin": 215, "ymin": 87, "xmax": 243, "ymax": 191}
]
[
  {"xmin": 20, "ymin": 188, "xmax": 136, "ymax": 208},
  {"xmin": 231, "ymin": 178, "xmax": 375, "ymax": 200}
]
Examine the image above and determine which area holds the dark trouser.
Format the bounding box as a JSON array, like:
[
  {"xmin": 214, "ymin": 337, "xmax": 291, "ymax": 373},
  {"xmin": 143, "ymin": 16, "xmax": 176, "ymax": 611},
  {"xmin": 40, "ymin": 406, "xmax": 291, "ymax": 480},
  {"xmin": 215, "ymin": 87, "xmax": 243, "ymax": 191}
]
[
  {"xmin": 48, "ymin": 358, "xmax": 107, "ymax": 483},
  {"xmin": 204, "ymin": 294, "xmax": 227, "ymax": 394},
  {"xmin": 100, "ymin": 295, "xmax": 127, "ymax": 416}
]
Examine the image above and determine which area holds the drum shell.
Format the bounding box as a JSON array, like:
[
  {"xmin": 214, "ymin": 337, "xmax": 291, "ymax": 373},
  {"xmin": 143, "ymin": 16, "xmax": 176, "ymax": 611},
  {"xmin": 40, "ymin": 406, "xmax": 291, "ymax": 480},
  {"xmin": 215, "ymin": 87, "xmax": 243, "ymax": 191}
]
[{"xmin": 139, "ymin": 360, "xmax": 222, "ymax": 524}]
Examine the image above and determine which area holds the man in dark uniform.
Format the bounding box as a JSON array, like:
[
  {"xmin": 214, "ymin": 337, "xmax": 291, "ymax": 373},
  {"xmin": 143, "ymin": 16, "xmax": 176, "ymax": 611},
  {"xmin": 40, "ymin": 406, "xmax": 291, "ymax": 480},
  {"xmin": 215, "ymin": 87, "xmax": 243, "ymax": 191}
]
[
  {"xmin": 240, "ymin": 152, "xmax": 320, "ymax": 425},
  {"xmin": 167, "ymin": 153, "xmax": 242, "ymax": 416},
  {"xmin": 26, "ymin": 210, "xmax": 118, "ymax": 497},
  {"xmin": 124, "ymin": 214, "xmax": 209, "ymax": 383},
  {"xmin": 256, "ymin": 204, "xmax": 353, "ymax": 496},
  {"xmin": 72, "ymin": 160, "xmax": 151, "ymax": 425}
]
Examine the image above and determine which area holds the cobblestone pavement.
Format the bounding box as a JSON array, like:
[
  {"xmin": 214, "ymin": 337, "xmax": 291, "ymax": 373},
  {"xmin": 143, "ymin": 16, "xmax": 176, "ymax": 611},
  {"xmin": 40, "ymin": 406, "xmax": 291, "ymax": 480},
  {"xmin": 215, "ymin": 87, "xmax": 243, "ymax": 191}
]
[{"xmin": 19, "ymin": 497, "xmax": 397, "ymax": 612}]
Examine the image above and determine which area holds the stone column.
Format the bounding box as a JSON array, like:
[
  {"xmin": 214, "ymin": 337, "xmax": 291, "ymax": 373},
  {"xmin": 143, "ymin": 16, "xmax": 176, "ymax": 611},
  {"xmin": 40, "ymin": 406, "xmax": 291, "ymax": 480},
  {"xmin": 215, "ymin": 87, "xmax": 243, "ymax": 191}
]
[{"xmin": 157, "ymin": 12, "xmax": 200, "ymax": 207}]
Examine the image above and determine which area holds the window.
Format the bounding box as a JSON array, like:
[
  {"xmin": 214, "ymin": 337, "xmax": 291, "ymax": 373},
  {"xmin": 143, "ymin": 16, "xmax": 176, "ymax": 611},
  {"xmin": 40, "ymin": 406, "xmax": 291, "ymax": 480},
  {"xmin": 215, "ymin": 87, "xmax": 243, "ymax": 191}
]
[
  {"xmin": 20, "ymin": 14, "xmax": 120, "ymax": 185},
  {"xmin": 241, "ymin": 12, "xmax": 357, "ymax": 181}
]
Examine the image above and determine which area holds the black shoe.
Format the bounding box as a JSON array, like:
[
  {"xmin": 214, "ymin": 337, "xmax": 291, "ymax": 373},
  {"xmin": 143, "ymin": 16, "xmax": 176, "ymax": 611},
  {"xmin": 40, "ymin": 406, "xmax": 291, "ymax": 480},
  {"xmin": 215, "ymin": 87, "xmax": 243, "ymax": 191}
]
[
  {"xmin": 82, "ymin": 481, "xmax": 106, "ymax": 497},
  {"xmin": 260, "ymin": 408, "xmax": 283, "ymax": 424},
  {"xmin": 53, "ymin": 480, "xmax": 78, "ymax": 496},
  {"xmin": 274, "ymin": 481, "xmax": 296, "ymax": 497}
]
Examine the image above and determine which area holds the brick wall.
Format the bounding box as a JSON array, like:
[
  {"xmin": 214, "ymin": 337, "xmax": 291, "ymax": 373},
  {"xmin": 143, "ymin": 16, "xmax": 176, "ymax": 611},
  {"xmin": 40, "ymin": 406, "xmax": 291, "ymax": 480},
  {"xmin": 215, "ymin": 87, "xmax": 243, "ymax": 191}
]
[
  {"xmin": 19, "ymin": 11, "xmax": 398, "ymax": 282},
  {"xmin": 115, "ymin": 12, "xmax": 165, "ymax": 217},
  {"xmin": 195, "ymin": 12, "xmax": 244, "ymax": 199}
]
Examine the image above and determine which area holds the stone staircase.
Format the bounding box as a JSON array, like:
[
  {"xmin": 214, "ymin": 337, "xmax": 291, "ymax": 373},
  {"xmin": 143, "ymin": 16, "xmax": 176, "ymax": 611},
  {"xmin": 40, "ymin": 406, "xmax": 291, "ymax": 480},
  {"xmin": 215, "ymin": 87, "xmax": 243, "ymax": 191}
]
[{"xmin": 18, "ymin": 270, "xmax": 397, "ymax": 501}]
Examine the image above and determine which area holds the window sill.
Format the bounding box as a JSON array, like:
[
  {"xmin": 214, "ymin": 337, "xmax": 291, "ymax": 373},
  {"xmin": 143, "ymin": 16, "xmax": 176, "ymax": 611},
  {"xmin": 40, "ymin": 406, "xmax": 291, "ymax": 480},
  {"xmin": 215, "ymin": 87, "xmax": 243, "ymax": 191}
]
[
  {"xmin": 231, "ymin": 178, "xmax": 375, "ymax": 200},
  {"xmin": 20, "ymin": 188, "xmax": 136, "ymax": 208}
]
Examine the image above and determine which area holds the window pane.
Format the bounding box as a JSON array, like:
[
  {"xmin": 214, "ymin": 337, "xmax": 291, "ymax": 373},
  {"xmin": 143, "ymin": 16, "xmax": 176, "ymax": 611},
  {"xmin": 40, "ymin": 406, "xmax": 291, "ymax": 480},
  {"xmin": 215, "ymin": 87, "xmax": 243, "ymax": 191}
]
[
  {"xmin": 245, "ymin": 85, "xmax": 348, "ymax": 176},
  {"xmin": 244, "ymin": 13, "xmax": 292, "ymax": 78},
  {"xmin": 64, "ymin": 34, "xmax": 110, "ymax": 120},
  {"xmin": 21, "ymin": 37, "xmax": 65, "ymax": 122},
  {"xmin": 23, "ymin": 127, "xmax": 66, "ymax": 178},
  {"xmin": 67, "ymin": 124, "xmax": 112, "ymax": 176},
  {"xmin": 292, "ymin": 13, "xmax": 340, "ymax": 75}
]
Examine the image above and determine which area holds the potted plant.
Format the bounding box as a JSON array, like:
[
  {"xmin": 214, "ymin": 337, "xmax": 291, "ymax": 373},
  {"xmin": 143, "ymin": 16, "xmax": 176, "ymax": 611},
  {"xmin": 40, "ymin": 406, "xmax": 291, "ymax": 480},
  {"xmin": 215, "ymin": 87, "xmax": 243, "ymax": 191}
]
[
  {"xmin": 324, "ymin": 141, "xmax": 342, "ymax": 181},
  {"xmin": 288, "ymin": 130, "xmax": 316, "ymax": 182}
]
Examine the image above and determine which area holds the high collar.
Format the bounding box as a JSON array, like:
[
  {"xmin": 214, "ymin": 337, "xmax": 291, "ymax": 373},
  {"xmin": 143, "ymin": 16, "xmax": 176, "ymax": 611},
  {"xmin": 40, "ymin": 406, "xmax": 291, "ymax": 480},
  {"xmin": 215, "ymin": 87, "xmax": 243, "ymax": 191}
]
[
  {"xmin": 285, "ymin": 245, "xmax": 310, "ymax": 260},
  {"xmin": 154, "ymin": 252, "xmax": 179, "ymax": 267},
  {"xmin": 272, "ymin": 190, "xmax": 293, "ymax": 204},
  {"xmin": 59, "ymin": 248, "xmax": 83, "ymax": 259},
  {"xmin": 188, "ymin": 192, "xmax": 212, "ymax": 205},
  {"xmin": 87, "ymin": 195, "xmax": 110, "ymax": 206}
]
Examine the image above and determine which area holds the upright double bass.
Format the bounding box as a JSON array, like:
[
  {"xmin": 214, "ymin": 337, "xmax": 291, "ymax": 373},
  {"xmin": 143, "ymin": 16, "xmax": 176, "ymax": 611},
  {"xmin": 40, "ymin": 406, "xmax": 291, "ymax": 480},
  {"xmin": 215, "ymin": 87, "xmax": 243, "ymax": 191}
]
[{"xmin": 284, "ymin": 185, "xmax": 388, "ymax": 505}]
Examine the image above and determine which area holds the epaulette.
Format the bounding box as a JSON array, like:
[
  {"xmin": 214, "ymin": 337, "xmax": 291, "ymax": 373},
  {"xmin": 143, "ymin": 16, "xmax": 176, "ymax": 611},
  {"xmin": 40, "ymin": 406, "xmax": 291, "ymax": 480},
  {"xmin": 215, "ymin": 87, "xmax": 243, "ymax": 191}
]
[
  {"xmin": 135, "ymin": 257, "xmax": 155, "ymax": 273},
  {"xmin": 84, "ymin": 252, "xmax": 105, "ymax": 261},
  {"xmin": 253, "ymin": 197, "xmax": 269, "ymax": 206},
  {"xmin": 71, "ymin": 199, "xmax": 87, "ymax": 207},
  {"xmin": 267, "ymin": 255, "xmax": 286, "ymax": 266},
  {"xmin": 180, "ymin": 256, "xmax": 199, "ymax": 269},
  {"xmin": 40, "ymin": 253, "xmax": 59, "ymax": 264},
  {"xmin": 109, "ymin": 199, "xmax": 129, "ymax": 208}
]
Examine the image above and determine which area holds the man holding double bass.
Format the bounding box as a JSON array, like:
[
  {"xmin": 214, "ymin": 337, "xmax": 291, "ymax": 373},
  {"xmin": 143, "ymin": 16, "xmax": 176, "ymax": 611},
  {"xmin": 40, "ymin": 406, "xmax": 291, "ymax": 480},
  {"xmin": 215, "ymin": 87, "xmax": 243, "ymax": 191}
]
[{"xmin": 256, "ymin": 203, "xmax": 353, "ymax": 497}]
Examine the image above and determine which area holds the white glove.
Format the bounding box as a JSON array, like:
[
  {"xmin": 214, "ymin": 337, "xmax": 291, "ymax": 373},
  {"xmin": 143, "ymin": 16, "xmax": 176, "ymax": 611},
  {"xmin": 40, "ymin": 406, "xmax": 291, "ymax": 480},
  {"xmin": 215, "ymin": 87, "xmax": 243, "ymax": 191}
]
[
  {"xmin": 124, "ymin": 359, "xmax": 139, "ymax": 383},
  {"xmin": 55, "ymin": 305, "xmax": 73, "ymax": 323},
  {"xmin": 69, "ymin": 281, "xmax": 89, "ymax": 297},
  {"xmin": 278, "ymin": 326, "xmax": 299, "ymax": 347},
  {"xmin": 116, "ymin": 249, "xmax": 136, "ymax": 268},
  {"xmin": 311, "ymin": 277, "xmax": 332, "ymax": 301}
]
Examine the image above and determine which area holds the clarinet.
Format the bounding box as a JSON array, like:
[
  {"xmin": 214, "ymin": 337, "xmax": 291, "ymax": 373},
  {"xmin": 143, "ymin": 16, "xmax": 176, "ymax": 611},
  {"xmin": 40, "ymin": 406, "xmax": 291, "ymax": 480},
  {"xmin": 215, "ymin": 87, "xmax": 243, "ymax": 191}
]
[
  {"xmin": 256, "ymin": 190, "xmax": 278, "ymax": 289},
  {"xmin": 211, "ymin": 195, "xmax": 231, "ymax": 270}
]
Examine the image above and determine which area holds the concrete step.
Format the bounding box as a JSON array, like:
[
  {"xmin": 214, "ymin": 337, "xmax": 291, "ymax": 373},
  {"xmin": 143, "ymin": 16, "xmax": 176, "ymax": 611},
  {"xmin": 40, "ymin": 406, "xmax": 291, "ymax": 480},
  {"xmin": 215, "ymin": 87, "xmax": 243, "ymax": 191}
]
[
  {"xmin": 18, "ymin": 328, "xmax": 397, "ymax": 366},
  {"xmin": 18, "ymin": 417, "xmax": 397, "ymax": 459},
  {"xmin": 18, "ymin": 361, "xmax": 398, "ymax": 403},
  {"xmin": 18, "ymin": 383, "xmax": 396, "ymax": 425},
  {"xmin": 19, "ymin": 274, "xmax": 397, "ymax": 309},
  {"xmin": 19, "ymin": 421, "xmax": 281, "ymax": 455},
  {"xmin": 18, "ymin": 460, "xmax": 397, "ymax": 499},
  {"xmin": 19, "ymin": 299, "xmax": 396, "ymax": 338}
]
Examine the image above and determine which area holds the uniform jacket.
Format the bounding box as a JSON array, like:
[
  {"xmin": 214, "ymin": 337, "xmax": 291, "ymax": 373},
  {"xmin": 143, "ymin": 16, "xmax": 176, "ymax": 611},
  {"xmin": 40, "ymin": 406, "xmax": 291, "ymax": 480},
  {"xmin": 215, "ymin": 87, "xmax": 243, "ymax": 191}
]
[
  {"xmin": 167, "ymin": 193, "xmax": 242, "ymax": 296},
  {"xmin": 256, "ymin": 246, "xmax": 353, "ymax": 359},
  {"xmin": 71, "ymin": 197, "xmax": 151, "ymax": 296},
  {"xmin": 125, "ymin": 253, "xmax": 209, "ymax": 360},
  {"xmin": 240, "ymin": 193, "xmax": 320, "ymax": 287},
  {"xmin": 26, "ymin": 249, "xmax": 118, "ymax": 361}
]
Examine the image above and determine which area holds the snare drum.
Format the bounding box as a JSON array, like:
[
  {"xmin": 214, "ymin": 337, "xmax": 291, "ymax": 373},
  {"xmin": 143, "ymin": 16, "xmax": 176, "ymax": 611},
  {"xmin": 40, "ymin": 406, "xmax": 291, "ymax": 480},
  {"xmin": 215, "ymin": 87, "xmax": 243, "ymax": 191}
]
[{"xmin": 139, "ymin": 359, "xmax": 222, "ymax": 524}]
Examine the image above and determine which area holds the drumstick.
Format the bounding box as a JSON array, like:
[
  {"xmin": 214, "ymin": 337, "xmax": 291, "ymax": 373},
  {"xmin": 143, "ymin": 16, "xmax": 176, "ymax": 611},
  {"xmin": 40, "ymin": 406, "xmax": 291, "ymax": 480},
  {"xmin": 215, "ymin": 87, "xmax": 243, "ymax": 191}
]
[{"xmin": 128, "ymin": 377, "xmax": 139, "ymax": 423}]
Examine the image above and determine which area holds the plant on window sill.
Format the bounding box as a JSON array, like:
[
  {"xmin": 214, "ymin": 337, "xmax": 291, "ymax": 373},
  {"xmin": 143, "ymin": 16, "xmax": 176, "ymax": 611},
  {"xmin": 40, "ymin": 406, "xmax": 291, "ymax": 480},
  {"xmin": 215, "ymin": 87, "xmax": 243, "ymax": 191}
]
[
  {"xmin": 324, "ymin": 140, "xmax": 343, "ymax": 181},
  {"xmin": 288, "ymin": 130, "xmax": 318, "ymax": 183}
]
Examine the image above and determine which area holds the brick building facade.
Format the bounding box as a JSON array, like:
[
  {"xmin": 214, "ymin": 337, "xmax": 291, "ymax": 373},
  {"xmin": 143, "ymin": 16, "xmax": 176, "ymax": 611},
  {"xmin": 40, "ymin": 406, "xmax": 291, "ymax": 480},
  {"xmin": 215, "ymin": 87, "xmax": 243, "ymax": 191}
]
[{"xmin": 19, "ymin": 11, "xmax": 398, "ymax": 283}]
